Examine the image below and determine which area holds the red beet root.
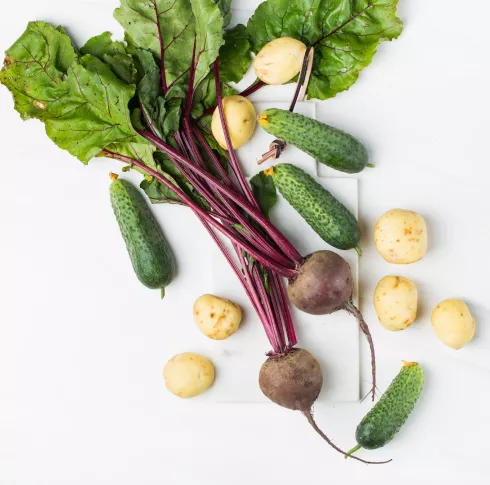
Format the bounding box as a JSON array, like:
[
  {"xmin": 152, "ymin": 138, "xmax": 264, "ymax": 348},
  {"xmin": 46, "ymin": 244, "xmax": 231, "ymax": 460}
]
[
  {"xmin": 259, "ymin": 348, "xmax": 390, "ymax": 465},
  {"xmin": 288, "ymin": 251, "xmax": 377, "ymax": 401}
]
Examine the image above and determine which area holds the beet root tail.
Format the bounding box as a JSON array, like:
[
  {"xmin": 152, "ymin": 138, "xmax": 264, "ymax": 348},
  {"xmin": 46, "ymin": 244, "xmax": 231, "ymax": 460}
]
[
  {"xmin": 345, "ymin": 301, "xmax": 377, "ymax": 402},
  {"xmin": 302, "ymin": 411, "xmax": 391, "ymax": 465}
]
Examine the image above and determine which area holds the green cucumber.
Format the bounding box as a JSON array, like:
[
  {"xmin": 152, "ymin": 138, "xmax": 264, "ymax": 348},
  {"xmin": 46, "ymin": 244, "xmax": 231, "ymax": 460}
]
[
  {"xmin": 267, "ymin": 163, "xmax": 361, "ymax": 253},
  {"xmin": 347, "ymin": 362, "xmax": 424, "ymax": 457},
  {"xmin": 110, "ymin": 176, "xmax": 176, "ymax": 297},
  {"xmin": 258, "ymin": 109, "xmax": 369, "ymax": 174}
]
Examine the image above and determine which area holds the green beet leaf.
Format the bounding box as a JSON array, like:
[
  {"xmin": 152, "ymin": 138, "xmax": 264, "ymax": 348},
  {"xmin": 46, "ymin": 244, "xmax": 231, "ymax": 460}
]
[
  {"xmin": 114, "ymin": 0, "xmax": 225, "ymax": 90},
  {"xmin": 0, "ymin": 21, "xmax": 77, "ymax": 120},
  {"xmin": 248, "ymin": 0, "xmax": 403, "ymax": 100},
  {"xmin": 81, "ymin": 32, "xmax": 127, "ymax": 58},
  {"xmin": 250, "ymin": 171, "xmax": 278, "ymax": 220},
  {"xmin": 104, "ymin": 141, "xmax": 156, "ymax": 167},
  {"xmin": 131, "ymin": 46, "xmax": 185, "ymax": 138},
  {"xmin": 0, "ymin": 21, "xmax": 145, "ymax": 164},
  {"xmin": 140, "ymin": 173, "xmax": 184, "ymax": 204},
  {"xmin": 80, "ymin": 32, "xmax": 137, "ymax": 85},
  {"xmin": 191, "ymin": 74, "xmax": 235, "ymax": 118},
  {"xmin": 140, "ymin": 151, "xmax": 208, "ymax": 207},
  {"xmin": 216, "ymin": 0, "xmax": 232, "ymax": 27},
  {"xmin": 219, "ymin": 25, "xmax": 252, "ymax": 84}
]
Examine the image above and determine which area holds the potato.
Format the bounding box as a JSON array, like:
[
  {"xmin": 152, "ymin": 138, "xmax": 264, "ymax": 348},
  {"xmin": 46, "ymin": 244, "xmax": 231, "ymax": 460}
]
[
  {"xmin": 211, "ymin": 95, "xmax": 256, "ymax": 150},
  {"xmin": 163, "ymin": 353, "xmax": 215, "ymax": 398},
  {"xmin": 374, "ymin": 209, "xmax": 428, "ymax": 264},
  {"xmin": 374, "ymin": 276, "xmax": 418, "ymax": 331},
  {"xmin": 431, "ymin": 299, "xmax": 475, "ymax": 350},
  {"xmin": 193, "ymin": 294, "xmax": 242, "ymax": 340},
  {"xmin": 254, "ymin": 37, "xmax": 307, "ymax": 85}
]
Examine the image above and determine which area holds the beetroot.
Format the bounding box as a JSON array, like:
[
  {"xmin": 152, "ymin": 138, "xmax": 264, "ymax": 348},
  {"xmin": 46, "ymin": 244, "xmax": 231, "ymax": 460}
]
[
  {"xmin": 259, "ymin": 348, "xmax": 322, "ymax": 410},
  {"xmin": 288, "ymin": 251, "xmax": 377, "ymax": 400},
  {"xmin": 259, "ymin": 348, "xmax": 390, "ymax": 465}
]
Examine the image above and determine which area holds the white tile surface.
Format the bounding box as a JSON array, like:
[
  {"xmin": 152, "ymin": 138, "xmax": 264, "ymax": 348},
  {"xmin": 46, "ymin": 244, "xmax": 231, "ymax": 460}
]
[{"xmin": 1, "ymin": 1, "xmax": 490, "ymax": 485}]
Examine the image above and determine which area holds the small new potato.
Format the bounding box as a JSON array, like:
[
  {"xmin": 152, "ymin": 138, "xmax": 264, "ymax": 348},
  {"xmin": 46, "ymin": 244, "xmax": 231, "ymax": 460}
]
[
  {"xmin": 254, "ymin": 37, "xmax": 307, "ymax": 85},
  {"xmin": 193, "ymin": 294, "xmax": 242, "ymax": 340},
  {"xmin": 374, "ymin": 209, "xmax": 428, "ymax": 264},
  {"xmin": 163, "ymin": 353, "xmax": 215, "ymax": 398},
  {"xmin": 431, "ymin": 299, "xmax": 475, "ymax": 350},
  {"xmin": 211, "ymin": 95, "xmax": 256, "ymax": 150},
  {"xmin": 374, "ymin": 276, "xmax": 418, "ymax": 331}
]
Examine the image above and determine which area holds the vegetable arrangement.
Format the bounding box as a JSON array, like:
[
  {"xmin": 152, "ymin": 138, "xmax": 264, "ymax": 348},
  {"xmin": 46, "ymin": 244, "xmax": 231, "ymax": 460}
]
[
  {"xmin": 371, "ymin": 210, "xmax": 475, "ymax": 349},
  {"xmin": 0, "ymin": 0, "xmax": 475, "ymax": 466}
]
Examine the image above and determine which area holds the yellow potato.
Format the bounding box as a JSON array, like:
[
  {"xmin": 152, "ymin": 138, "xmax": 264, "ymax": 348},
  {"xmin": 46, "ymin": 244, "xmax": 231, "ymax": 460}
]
[
  {"xmin": 374, "ymin": 209, "xmax": 428, "ymax": 264},
  {"xmin": 211, "ymin": 95, "xmax": 256, "ymax": 150},
  {"xmin": 254, "ymin": 37, "xmax": 307, "ymax": 85},
  {"xmin": 374, "ymin": 276, "xmax": 418, "ymax": 331},
  {"xmin": 193, "ymin": 294, "xmax": 242, "ymax": 340},
  {"xmin": 431, "ymin": 299, "xmax": 475, "ymax": 350},
  {"xmin": 163, "ymin": 353, "xmax": 215, "ymax": 398}
]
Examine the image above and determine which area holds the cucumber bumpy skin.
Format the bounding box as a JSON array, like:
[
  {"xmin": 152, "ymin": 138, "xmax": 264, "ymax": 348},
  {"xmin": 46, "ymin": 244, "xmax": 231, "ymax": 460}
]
[
  {"xmin": 267, "ymin": 163, "xmax": 361, "ymax": 252},
  {"xmin": 258, "ymin": 109, "xmax": 369, "ymax": 174},
  {"xmin": 348, "ymin": 362, "xmax": 424, "ymax": 456},
  {"xmin": 110, "ymin": 177, "xmax": 176, "ymax": 297}
]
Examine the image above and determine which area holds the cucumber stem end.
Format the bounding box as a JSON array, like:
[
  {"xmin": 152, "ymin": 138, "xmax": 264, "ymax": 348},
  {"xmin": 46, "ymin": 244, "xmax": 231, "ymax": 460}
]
[
  {"xmin": 257, "ymin": 114, "xmax": 269, "ymax": 127},
  {"xmin": 264, "ymin": 167, "xmax": 275, "ymax": 176},
  {"xmin": 345, "ymin": 444, "xmax": 361, "ymax": 459}
]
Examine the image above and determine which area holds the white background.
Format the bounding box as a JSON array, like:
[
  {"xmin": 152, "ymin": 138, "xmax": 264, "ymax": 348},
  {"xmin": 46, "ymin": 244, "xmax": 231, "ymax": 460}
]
[{"xmin": 1, "ymin": 1, "xmax": 490, "ymax": 484}]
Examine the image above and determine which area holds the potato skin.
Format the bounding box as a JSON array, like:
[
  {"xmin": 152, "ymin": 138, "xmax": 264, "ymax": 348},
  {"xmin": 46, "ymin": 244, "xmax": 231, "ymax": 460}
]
[
  {"xmin": 374, "ymin": 209, "xmax": 428, "ymax": 264},
  {"xmin": 193, "ymin": 294, "xmax": 242, "ymax": 340},
  {"xmin": 374, "ymin": 276, "xmax": 418, "ymax": 331},
  {"xmin": 254, "ymin": 37, "xmax": 307, "ymax": 85},
  {"xmin": 163, "ymin": 353, "xmax": 215, "ymax": 398},
  {"xmin": 211, "ymin": 95, "xmax": 256, "ymax": 149},
  {"xmin": 431, "ymin": 299, "xmax": 475, "ymax": 350}
]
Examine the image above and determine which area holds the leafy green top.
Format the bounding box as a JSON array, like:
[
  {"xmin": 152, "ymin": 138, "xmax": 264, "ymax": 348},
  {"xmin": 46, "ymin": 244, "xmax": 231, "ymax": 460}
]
[
  {"xmin": 250, "ymin": 171, "xmax": 278, "ymax": 220},
  {"xmin": 219, "ymin": 25, "xmax": 251, "ymax": 84},
  {"xmin": 114, "ymin": 0, "xmax": 225, "ymax": 90},
  {"xmin": 0, "ymin": 1, "xmax": 253, "ymax": 205},
  {"xmin": 0, "ymin": 21, "xmax": 144, "ymax": 163},
  {"xmin": 80, "ymin": 32, "xmax": 137, "ymax": 84},
  {"xmin": 248, "ymin": 0, "xmax": 403, "ymax": 100},
  {"xmin": 0, "ymin": 0, "xmax": 402, "ymax": 206}
]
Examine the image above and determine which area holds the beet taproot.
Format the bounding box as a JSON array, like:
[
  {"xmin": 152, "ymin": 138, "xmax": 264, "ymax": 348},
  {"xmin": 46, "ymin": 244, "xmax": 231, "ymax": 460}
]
[
  {"xmin": 259, "ymin": 348, "xmax": 390, "ymax": 465},
  {"xmin": 288, "ymin": 251, "xmax": 377, "ymax": 400}
]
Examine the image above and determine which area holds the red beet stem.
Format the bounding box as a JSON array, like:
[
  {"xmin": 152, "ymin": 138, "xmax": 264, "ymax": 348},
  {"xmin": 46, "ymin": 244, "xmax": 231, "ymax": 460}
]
[
  {"xmin": 239, "ymin": 79, "xmax": 266, "ymax": 98},
  {"xmin": 139, "ymin": 130, "xmax": 302, "ymax": 268},
  {"xmin": 103, "ymin": 149, "xmax": 296, "ymax": 279},
  {"xmin": 180, "ymin": 123, "xmax": 294, "ymax": 269}
]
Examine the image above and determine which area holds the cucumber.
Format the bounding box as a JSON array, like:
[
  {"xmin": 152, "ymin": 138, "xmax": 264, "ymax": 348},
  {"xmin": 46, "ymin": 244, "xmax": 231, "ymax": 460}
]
[
  {"xmin": 258, "ymin": 109, "xmax": 369, "ymax": 174},
  {"xmin": 347, "ymin": 362, "xmax": 424, "ymax": 456},
  {"xmin": 110, "ymin": 176, "xmax": 176, "ymax": 297},
  {"xmin": 267, "ymin": 163, "xmax": 361, "ymax": 252}
]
